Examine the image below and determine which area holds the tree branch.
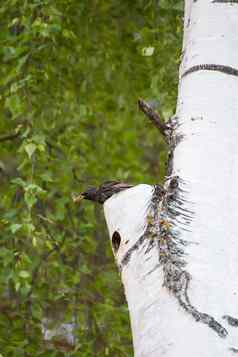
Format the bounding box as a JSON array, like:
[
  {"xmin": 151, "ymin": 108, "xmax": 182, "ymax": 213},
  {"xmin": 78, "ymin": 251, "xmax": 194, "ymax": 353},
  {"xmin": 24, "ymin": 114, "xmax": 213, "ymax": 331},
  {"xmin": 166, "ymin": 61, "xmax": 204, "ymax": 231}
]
[
  {"xmin": 0, "ymin": 131, "xmax": 20, "ymax": 142},
  {"xmin": 0, "ymin": 125, "xmax": 23, "ymax": 143},
  {"xmin": 138, "ymin": 99, "xmax": 170, "ymax": 140}
]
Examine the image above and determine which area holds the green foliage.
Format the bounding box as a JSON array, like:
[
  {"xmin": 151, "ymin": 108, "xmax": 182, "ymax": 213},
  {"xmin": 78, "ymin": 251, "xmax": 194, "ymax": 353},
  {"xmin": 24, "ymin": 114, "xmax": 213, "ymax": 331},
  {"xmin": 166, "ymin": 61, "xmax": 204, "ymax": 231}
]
[{"xmin": 0, "ymin": 0, "xmax": 182, "ymax": 355}]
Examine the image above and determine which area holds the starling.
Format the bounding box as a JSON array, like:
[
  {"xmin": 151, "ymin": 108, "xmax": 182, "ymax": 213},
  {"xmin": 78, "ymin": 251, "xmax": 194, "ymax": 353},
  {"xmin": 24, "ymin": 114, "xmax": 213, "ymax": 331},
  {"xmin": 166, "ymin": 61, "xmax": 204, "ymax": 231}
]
[{"xmin": 74, "ymin": 181, "xmax": 134, "ymax": 204}]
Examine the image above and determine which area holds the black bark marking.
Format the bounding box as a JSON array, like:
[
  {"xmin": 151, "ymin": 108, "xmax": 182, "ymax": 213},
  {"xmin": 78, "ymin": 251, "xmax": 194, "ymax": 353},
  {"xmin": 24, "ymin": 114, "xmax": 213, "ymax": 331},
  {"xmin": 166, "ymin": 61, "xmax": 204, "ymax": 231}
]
[
  {"xmin": 182, "ymin": 64, "xmax": 238, "ymax": 78},
  {"xmin": 213, "ymin": 0, "xmax": 238, "ymax": 3},
  {"xmin": 144, "ymin": 239, "xmax": 156, "ymax": 254},
  {"xmin": 223, "ymin": 315, "xmax": 238, "ymax": 327},
  {"xmin": 119, "ymin": 185, "xmax": 164, "ymax": 271},
  {"xmin": 119, "ymin": 234, "xmax": 147, "ymax": 270},
  {"xmin": 144, "ymin": 255, "xmax": 153, "ymax": 262},
  {"xmin": 230, "ymin": 347, "xmax": 238, "ymax": 353},
  {"xmin": 143, "ymin": 264, "xmax": 160, "ymax": 278},
  {"xmin": 191, "ymin": 116, "xmax": 203, "ymax": 121},
  {"xmin": 159, "ymin": 176, "xmax": 228, "ymax": 338},
  {"xmin": 126, "ymin": 175, "xmax": 226, "ymax": 337}
]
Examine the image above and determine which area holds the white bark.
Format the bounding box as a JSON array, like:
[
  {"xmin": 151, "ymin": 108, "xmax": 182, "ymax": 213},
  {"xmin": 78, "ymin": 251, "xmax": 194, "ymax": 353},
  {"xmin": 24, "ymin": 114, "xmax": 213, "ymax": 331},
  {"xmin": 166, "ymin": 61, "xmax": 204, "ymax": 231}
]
[{"xmin": 104, "ymin": 1, "xmax": 238, "ymax": 356}]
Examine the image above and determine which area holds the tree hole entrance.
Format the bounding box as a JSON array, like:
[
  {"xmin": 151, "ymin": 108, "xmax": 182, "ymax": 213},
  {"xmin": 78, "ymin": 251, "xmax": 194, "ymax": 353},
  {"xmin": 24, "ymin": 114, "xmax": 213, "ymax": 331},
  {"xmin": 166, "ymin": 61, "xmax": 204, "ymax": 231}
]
[{"xmin": 112, "ymin": 231, "xmax": 121, "ymax": 253}]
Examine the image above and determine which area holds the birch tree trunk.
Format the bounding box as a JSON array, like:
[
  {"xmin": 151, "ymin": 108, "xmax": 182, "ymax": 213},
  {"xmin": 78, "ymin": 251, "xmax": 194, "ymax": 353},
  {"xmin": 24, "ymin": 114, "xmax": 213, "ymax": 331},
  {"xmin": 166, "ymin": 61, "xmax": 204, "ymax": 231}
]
[{"xmin": 104, "ymin": 1, "xmax": 238, "ymax": 356}]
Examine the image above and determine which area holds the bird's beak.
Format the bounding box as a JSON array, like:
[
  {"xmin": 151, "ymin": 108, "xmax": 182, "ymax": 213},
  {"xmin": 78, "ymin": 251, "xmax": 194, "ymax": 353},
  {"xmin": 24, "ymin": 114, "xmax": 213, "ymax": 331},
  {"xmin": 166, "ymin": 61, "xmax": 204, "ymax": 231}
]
[{"xmin": 72, "ymin": 193, "xmax": 85, "ymax": 203}]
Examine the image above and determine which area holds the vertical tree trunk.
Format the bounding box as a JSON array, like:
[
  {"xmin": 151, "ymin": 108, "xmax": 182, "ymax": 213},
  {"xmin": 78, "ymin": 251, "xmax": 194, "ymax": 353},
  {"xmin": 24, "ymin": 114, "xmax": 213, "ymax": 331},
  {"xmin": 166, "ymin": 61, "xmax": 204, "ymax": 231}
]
[{"xmin": 104, "ymin": 1, "xmax": 238, "ymax": 355}]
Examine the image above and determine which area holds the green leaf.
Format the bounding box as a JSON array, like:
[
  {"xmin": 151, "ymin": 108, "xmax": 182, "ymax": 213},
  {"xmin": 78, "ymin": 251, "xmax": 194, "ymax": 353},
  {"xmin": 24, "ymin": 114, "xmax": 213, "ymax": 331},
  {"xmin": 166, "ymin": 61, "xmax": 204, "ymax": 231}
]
[
  {"xmin": 11, "ymin": 177, "xmax": 26, "ymax": 188},
  {"xmin": 32, "ymin": 305, "xmax": 43, "ymax": 321},
  {"xmin": 10, "ymin": 223, "xmax": 22, "ymax": 234},
  {"xmin": 24, "ymin": 143, "xmax": 37, "ymax": 159},
  {"xmin": 5, "ymin": 95, "xmax": 23, "ymax": 118},
  {"xmin": 19, "ymin": 270, "xmax": 30, "ymax": 279},
  {"xmin": 23, "ymin": 222, "xmax": 35, "ymax": 234},
  {"xmin": 24, "ymin": 190, "xmax": 37, "ymax": 209},
  {"xmin": 142, "ymin": 46, "xmax": 155, "ymax": 56},
  {"xmin": 15, "ymin": 281, "xmax": 21, "ymax": 292},
  {"xmin": 40, "ymin": 172, "xmax": 53, "ymax": 182}
]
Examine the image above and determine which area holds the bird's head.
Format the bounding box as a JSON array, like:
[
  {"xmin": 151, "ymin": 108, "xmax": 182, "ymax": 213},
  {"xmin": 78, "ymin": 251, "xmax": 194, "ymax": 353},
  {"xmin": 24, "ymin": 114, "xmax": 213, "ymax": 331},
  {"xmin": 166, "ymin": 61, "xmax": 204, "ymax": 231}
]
[
  {"xmin": 79, "ymin": 187, "xmax": 98, "ymax": 201},
  {"xmin": 74, "ymin": 181, "xmax": 134, "ymax": 204}
]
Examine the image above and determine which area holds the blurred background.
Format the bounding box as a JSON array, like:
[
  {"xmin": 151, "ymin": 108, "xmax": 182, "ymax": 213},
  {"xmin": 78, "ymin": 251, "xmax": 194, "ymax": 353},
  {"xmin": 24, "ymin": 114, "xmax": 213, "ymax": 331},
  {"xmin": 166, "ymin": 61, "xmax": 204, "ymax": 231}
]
[{"xmin": 0, "ymin": 0, "xmax": 182, "ymax": 356}]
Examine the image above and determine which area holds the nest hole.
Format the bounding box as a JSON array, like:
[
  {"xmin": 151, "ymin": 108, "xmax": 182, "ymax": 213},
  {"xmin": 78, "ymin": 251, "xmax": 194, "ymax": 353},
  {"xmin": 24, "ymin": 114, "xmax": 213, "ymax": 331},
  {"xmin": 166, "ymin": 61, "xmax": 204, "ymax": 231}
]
[{"xmin": 112, "ymin": 231, "xmax": 121, "ymax": 253}]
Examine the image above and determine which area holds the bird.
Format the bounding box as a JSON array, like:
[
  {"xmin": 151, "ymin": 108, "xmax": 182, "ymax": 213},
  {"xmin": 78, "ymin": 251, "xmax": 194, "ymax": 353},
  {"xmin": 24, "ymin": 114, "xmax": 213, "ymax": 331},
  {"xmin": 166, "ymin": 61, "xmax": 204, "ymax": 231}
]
[{"xmin": 73, "ymin": 181, "xmax": 134, "ymax": 204}]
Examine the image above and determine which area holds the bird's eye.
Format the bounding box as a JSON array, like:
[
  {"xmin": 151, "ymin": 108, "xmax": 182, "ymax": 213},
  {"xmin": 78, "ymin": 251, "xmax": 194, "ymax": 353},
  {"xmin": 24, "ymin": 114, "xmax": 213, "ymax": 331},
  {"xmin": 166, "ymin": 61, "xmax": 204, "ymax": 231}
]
[{"xmin": 112, "ymin": 231, "xmax": 121, "ymax": 253}]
